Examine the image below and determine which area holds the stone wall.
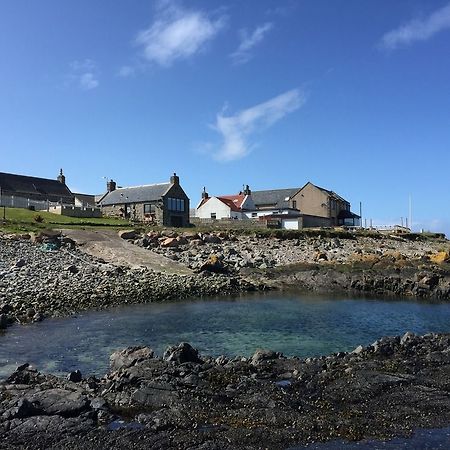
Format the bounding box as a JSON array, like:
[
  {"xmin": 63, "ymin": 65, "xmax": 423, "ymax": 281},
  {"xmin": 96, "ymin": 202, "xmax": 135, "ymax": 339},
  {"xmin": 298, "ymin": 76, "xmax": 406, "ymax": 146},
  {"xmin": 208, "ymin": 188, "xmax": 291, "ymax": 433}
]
[{"xmin": 49, "ymin": 205, "xmax": 102, "ymax": 218}]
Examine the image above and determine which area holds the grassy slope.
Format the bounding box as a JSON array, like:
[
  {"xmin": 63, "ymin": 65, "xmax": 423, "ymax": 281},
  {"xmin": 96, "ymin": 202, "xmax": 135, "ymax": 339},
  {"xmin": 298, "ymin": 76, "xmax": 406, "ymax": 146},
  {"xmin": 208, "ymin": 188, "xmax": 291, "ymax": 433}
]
[{"xmin": 0, "ymin": 207, "xmax": 129, "ymax": 233}]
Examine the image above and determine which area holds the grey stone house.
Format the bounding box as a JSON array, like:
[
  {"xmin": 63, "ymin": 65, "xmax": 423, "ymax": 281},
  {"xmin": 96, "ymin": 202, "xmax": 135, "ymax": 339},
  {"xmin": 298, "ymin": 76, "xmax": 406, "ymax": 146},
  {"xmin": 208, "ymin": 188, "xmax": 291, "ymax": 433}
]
[{"xmin": 98, "ymin": 173, "xmax": 190, "ymax": 227}]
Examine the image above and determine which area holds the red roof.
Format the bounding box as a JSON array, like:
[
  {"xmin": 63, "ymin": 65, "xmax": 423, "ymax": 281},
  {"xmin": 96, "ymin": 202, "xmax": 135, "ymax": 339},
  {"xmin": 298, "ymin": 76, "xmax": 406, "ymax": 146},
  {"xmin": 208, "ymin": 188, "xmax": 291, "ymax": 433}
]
[
  {"xmin": 218, "ymin": 195, "xmax": 246, "ymax": 211},
  {"xmin": 197, "ymin": 195, "xmax": 246, "ymax": 212}
]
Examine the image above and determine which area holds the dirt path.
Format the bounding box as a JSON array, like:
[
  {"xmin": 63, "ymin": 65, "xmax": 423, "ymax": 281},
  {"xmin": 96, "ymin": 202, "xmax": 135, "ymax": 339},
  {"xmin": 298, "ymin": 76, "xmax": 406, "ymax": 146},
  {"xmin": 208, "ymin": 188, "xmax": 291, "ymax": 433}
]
[{"xmin": 61, "ymin": 229, "xmax": 193, "ymax": 275}]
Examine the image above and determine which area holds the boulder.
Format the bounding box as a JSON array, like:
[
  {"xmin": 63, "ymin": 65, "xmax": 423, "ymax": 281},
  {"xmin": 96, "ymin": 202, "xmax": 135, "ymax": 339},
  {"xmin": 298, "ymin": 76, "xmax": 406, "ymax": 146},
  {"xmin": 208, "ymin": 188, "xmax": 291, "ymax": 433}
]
[
  {"xmin": 202, "ymin": 234, "xmax": 222, "ymax": 244},
  {"xmin": 118, "ymin": 230, "xmax": 137, "ymax": 240},
  {"xmin": 251, "ymin": 349, "xmax": 280, "ymax": 365},
  {"xmin": 161, "ymin": 237, "xmax": 179, "ymax": 248},
  {"xmin": 67, "ymin": 370, "xmax": 82, "ymax": 383},
  {"xmin": 199, "ymin": 254, "xmax": 227, "ymax": 273},
  {"xmin": 110, "ymin": 346, "xmax": 154, "ymax": 371},
  {"xmin": 163, "ymin": 342, "xmax": 202, "ymax": 364},
  {"xmin": 429, "ymin": 251, "xmax": 450, "ymax": 264},
  {"xmin": 0, "ymin": 313, "xmax": 8, "ymax": 329}
]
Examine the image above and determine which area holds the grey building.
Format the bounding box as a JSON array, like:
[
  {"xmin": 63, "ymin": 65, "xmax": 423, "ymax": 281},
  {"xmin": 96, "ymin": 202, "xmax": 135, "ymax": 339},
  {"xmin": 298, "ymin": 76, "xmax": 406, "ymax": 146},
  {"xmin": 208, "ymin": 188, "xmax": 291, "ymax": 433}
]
[
  {"xmin": 0, "ymin": 169, "xmax": 74, "ymax": 205},
  {"xmin": 98, "ymin": 173, "xmax": 190, "ymax": 227}
]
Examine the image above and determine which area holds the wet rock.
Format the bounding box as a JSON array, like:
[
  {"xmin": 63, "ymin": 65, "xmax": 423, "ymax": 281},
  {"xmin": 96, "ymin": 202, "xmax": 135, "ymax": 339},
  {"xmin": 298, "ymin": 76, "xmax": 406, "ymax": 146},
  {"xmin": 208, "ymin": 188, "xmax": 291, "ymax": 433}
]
[
  {"xmin": 67, "ymin": 370, "xmax": 82, "ymax": 383},
  {"xmin": 163, "ymin": 342, "xmax": 202, "ymax": 364},
  {"xmin": 27, "ymin": 389, "xmax": 90, "ymax": 417},
  {"xmin": 0, "ymin": 313, "xmax": 8, "ymax": 329}
]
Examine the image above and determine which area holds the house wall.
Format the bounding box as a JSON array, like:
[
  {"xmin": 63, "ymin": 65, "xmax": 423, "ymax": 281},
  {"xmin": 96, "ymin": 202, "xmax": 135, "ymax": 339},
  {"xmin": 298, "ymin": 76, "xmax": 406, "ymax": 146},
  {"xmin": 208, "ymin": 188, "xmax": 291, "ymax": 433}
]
[
  {"xmin": 292, "ymin": 183, "xmax": 329, "ymax": 218},
  {"xmin": 197, "ymin": 197, "xmax": 234, "ymax": 220}
]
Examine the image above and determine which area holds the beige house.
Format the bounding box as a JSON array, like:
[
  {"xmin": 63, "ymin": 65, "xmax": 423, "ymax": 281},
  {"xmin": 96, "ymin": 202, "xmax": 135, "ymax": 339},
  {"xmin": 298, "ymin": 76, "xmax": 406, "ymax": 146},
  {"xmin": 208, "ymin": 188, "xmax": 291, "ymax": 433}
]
[{"xmin": 291, "ymin": 182, "xmax": 360, "ymax": 227}]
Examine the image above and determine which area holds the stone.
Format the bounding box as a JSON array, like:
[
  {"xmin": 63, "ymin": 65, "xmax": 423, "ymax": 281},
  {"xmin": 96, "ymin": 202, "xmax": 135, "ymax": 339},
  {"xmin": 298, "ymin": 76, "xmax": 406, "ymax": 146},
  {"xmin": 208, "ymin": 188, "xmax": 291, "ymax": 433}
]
[
  {"xmin": 28, "ymin": 388, "xmax": 89, "ymax": 417},
  {"xmin": 199, "ymin": 255, "xmax": 227, "ymax": 273},
  {"xmin": 65, "ymin": 264, "xmax": 79, "ymax": 274},
  {"xmin": 67, "ymin": 370, "xmax": 82, "ymax": 382},
  {"xmin": 429, "ymin": 251, "xmax": 450, "ymax": 264},
  {"xmin": 15, "ymin": 258, "xmax": 26, "ymax": 268},
  {"xmin": 163, "ymin": 343, "xmax": 202, "ymax": 364},
  {"xmin": 251, "ymin": 349, "xmax": 279, "ymax": 365},
  {"xmin": 118, "ymin": 230, "xmax": 137, "ymax": 240},
  {"xmin": 202, "ymin": 234, "xmax": 222, "ymax": 244},
  {"xmin": 161, "ymin": 237, "xmax": 179, "ymax": 248},
  {"xmin": 110, "ymin": 346, "xmax": 154, "ymax": 371},
  {"xmin": 0, "ymin": 313, "xmax": 8, "ymax": 329}
]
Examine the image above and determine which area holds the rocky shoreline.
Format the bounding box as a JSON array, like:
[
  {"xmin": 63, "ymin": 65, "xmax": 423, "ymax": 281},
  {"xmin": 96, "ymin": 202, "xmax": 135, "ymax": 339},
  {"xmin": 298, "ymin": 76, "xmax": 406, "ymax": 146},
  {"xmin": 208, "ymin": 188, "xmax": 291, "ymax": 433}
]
[
  {"xmin": 1, "ymin": 229, "xmax": 450, "ymax": 448},
  {"xmin": 1, "ymin": 332, "xmax": 450, "ymax": 449},
  {"xmin": 1, "ymin": 229, "xmax": 449, "ymax": 331}
]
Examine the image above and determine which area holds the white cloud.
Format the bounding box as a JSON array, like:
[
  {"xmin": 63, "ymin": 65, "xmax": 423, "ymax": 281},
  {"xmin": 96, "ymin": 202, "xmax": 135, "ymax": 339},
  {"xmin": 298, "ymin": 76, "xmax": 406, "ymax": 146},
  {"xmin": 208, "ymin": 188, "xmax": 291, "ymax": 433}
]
[
  {"xmin": 135, "ymin": 2, "xmax": 226, "ymax": 67},
  {"xmin": 67, "ymin": 59, "xmax": 99, "ymax": 90},
  {"xmin": 79, "ymin": 73, "xmax": 99, "ymax": 90},
  {"xmin": 230, "ymin": 22, "xmax": 273, "ymax": 64},
  {"xmin": 380, "ymin": 2, "xmax": 450, "ymax": 50},
  {"xmin": 209, "ymin": 88, "xmax": 305, "ymax": 162}
]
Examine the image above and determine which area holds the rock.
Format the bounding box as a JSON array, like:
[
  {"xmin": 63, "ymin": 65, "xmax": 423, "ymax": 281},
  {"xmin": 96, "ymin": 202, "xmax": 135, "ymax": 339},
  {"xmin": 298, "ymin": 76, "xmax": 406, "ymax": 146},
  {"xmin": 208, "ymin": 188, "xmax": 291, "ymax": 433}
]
[
  {"xmin": 199, "ymin": 254, "xmax": 227, "ymax": 273},
  {"xmin": 161, "ymin": 237, "xmax": 179, "ymax": 248},
  {"xmin": 65, "ymin": 264, "xmax": 79, "ymax": 274},
  {"xmin": 202, "ymin": 234, "xmax": 222, "ymax": 244},
  {"xmin": 67, "ymin": 370, "xmax": 82, "ymax": 382},
  {"xmin": 400, "ymin": 331, "xmax": 417, "ymax": 346},
  {"xmin": 110, "ymin": 346, "xmax": 154, "ymax": 371},
  {"xmin": 251, "ymin": 349, "xmax": 279, "ymax": 365},
  {"xmin": 163, "ymin": 343, "xmax": 202, "ymax": 364},
  {"xmin": 28, "ymin": 388, "xmax": 90, "ymax": 417},
  {"xmin": 15, "ymin": 258, "xmax": 26, "ymax": 268},
  {"xmin": 429, "ymin": 251, "xmax": 450, "ymax": 264},
  {"xmin": 0, "ymin": 313, "xmax": 8, "ymax": 329},
  {"xmin": 352, "ymin": 345, "xmax": 364, "ymax": 354},
  {"xmin": 118, "ymin": 230, "xmax": 137, "ymax": 240},
  {"xmin": 315, "ymin": 252, "xmax": 328, "ymax": 262}
]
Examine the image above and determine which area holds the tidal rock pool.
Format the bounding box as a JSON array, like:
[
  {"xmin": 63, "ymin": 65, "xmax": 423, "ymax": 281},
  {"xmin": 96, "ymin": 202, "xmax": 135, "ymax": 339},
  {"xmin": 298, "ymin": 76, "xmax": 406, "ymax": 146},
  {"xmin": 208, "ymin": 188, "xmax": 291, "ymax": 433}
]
[{"xmin": 1, "ymin": 293, "xmax": 450, "ymax": 379}]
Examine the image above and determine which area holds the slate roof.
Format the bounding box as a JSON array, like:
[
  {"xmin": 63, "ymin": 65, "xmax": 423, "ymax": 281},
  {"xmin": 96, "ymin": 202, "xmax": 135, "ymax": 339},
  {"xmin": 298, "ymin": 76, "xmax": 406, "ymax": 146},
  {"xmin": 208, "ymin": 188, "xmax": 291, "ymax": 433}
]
[
  {"xmin": 99, "ymin": 183, "xmax": 171, "ymax": 206},
  {"xmin": 251, "ymin": 188, "xmax": 300, "ymax": 209},
  {"xmin": 0, "ymin": 171, "xmax": 73, "ymax": 201}
]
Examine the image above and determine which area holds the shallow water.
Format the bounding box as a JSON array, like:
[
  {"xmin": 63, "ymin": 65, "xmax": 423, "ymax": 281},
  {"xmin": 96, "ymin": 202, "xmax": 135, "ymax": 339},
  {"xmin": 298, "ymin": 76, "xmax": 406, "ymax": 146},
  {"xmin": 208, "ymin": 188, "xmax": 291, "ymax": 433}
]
[{"xmin": 1, "ymin": 293, "xmax": 450, "ymax": 379}]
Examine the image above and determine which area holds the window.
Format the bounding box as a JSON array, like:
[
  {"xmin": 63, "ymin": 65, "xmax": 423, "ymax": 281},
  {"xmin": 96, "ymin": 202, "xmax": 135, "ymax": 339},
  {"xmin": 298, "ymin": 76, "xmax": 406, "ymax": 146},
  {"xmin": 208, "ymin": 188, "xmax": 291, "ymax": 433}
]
[
  {"xmin": 292, "ymin": 200, "xmax": 297, "ymax": 209},
  {"xmin": 167, "ymin": 197, "xmax": 185, "ymax": 212},
  {"xmin": 251, "ymin": 212, "xmax": 258, "ymax": 218},
  {"xmin": 211, "ymin": 213, "xmax": 217, "ymax": 219},
  {"xmin": 144, "ymin": 204, "xmax": 153, "ymax": 214}
]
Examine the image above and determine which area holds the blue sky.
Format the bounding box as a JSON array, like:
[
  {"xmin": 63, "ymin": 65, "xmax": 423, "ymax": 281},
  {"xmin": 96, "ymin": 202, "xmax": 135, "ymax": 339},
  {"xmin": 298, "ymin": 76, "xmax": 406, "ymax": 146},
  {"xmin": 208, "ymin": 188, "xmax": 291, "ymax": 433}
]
[{"xmin": 1, "ymin": 0, "xmax": 449, "ymax": 235}]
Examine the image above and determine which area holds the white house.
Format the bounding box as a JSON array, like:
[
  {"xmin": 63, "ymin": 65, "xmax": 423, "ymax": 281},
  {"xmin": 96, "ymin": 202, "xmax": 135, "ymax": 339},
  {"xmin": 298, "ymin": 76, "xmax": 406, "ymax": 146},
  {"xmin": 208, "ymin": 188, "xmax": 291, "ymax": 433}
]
[{"xmin": 196, "ymin": 187, "xmax": 255, "ymax": 220}]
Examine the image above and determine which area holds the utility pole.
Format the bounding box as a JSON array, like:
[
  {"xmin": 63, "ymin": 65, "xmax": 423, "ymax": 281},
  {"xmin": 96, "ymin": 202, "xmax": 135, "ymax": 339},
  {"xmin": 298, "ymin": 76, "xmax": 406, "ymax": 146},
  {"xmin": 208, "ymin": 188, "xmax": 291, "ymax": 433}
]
[
  {"xmin": 359, "ymin": 201, "xmax": 362, "ymax": 228},
  {"xmin": 409, "ymin": 195, "xmax": 412, "ymax": 232}
]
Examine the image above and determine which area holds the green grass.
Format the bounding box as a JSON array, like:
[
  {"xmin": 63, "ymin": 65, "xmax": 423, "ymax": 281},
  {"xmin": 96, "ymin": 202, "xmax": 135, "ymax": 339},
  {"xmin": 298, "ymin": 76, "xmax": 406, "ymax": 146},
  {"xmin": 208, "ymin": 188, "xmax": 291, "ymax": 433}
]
[{"xmin": 0, "ymin": 207, "xmax": 130, "ymax": 233}]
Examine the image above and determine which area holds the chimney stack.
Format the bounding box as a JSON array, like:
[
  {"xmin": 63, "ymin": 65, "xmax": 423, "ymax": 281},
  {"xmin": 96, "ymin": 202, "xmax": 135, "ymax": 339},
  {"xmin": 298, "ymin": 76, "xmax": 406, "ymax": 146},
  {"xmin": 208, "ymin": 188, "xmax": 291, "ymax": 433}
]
[
  {"xmin": 170, "ymin": 172, "xmax": 180, "ymax": 185},
  {"xmin": 107, "ymin": 179, "xmax": 116, "ymax": 192},
  {"xmin": 201, "ymin": 187, "xmax": 209, "ymax": 199},
  {"xmin": 57, "ymin": 168, "xmax": 66, "ymax": 185},
  {"xmin": 243, "ymin": 184, "xmax": 251, "ymax": 195}
]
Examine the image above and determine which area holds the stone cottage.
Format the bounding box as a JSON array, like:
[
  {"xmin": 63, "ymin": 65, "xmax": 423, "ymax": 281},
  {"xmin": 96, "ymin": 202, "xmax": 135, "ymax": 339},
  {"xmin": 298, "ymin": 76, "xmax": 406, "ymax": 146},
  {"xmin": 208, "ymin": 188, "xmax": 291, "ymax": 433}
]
[{"xmin": 98, "ymin": 173, "xmax": 190, "ymax": 227}]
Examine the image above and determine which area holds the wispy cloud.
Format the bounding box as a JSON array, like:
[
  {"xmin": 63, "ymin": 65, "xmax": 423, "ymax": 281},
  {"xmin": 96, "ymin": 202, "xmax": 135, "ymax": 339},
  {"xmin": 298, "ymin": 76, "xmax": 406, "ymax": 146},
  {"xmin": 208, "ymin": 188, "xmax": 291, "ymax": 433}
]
[
  {"xmin": 67, "ymin": 59, "xmax": 99, "ymax": 90},
  {"xmin": 208, "ymin": 89, "xmax": 305, "ymax": 162},
  {"xmin": 230, "ymin": 23, "xmax": 273, "ymax": 65},
  {"xmin": 380, "ymin": 2, "xmax": 450, "ymax": 50},
  {"xmin": 117, "ymin": 65, "xmax": 136, "ymax": 78},
  {"xmin": 135, "ymin": 2, "xmax": 226, "ymax": 67}
]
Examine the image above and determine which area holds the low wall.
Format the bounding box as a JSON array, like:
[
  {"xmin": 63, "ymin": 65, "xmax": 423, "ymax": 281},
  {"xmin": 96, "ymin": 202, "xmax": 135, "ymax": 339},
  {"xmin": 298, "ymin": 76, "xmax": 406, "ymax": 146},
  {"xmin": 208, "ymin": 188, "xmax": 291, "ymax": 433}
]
[
  {"xmin": 190, "ymin": 217, "xmax": 267, "ymax": 229},
  {"xmin": 49, "ymin": 205, "xmax": 102, "ymax": 218}
]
